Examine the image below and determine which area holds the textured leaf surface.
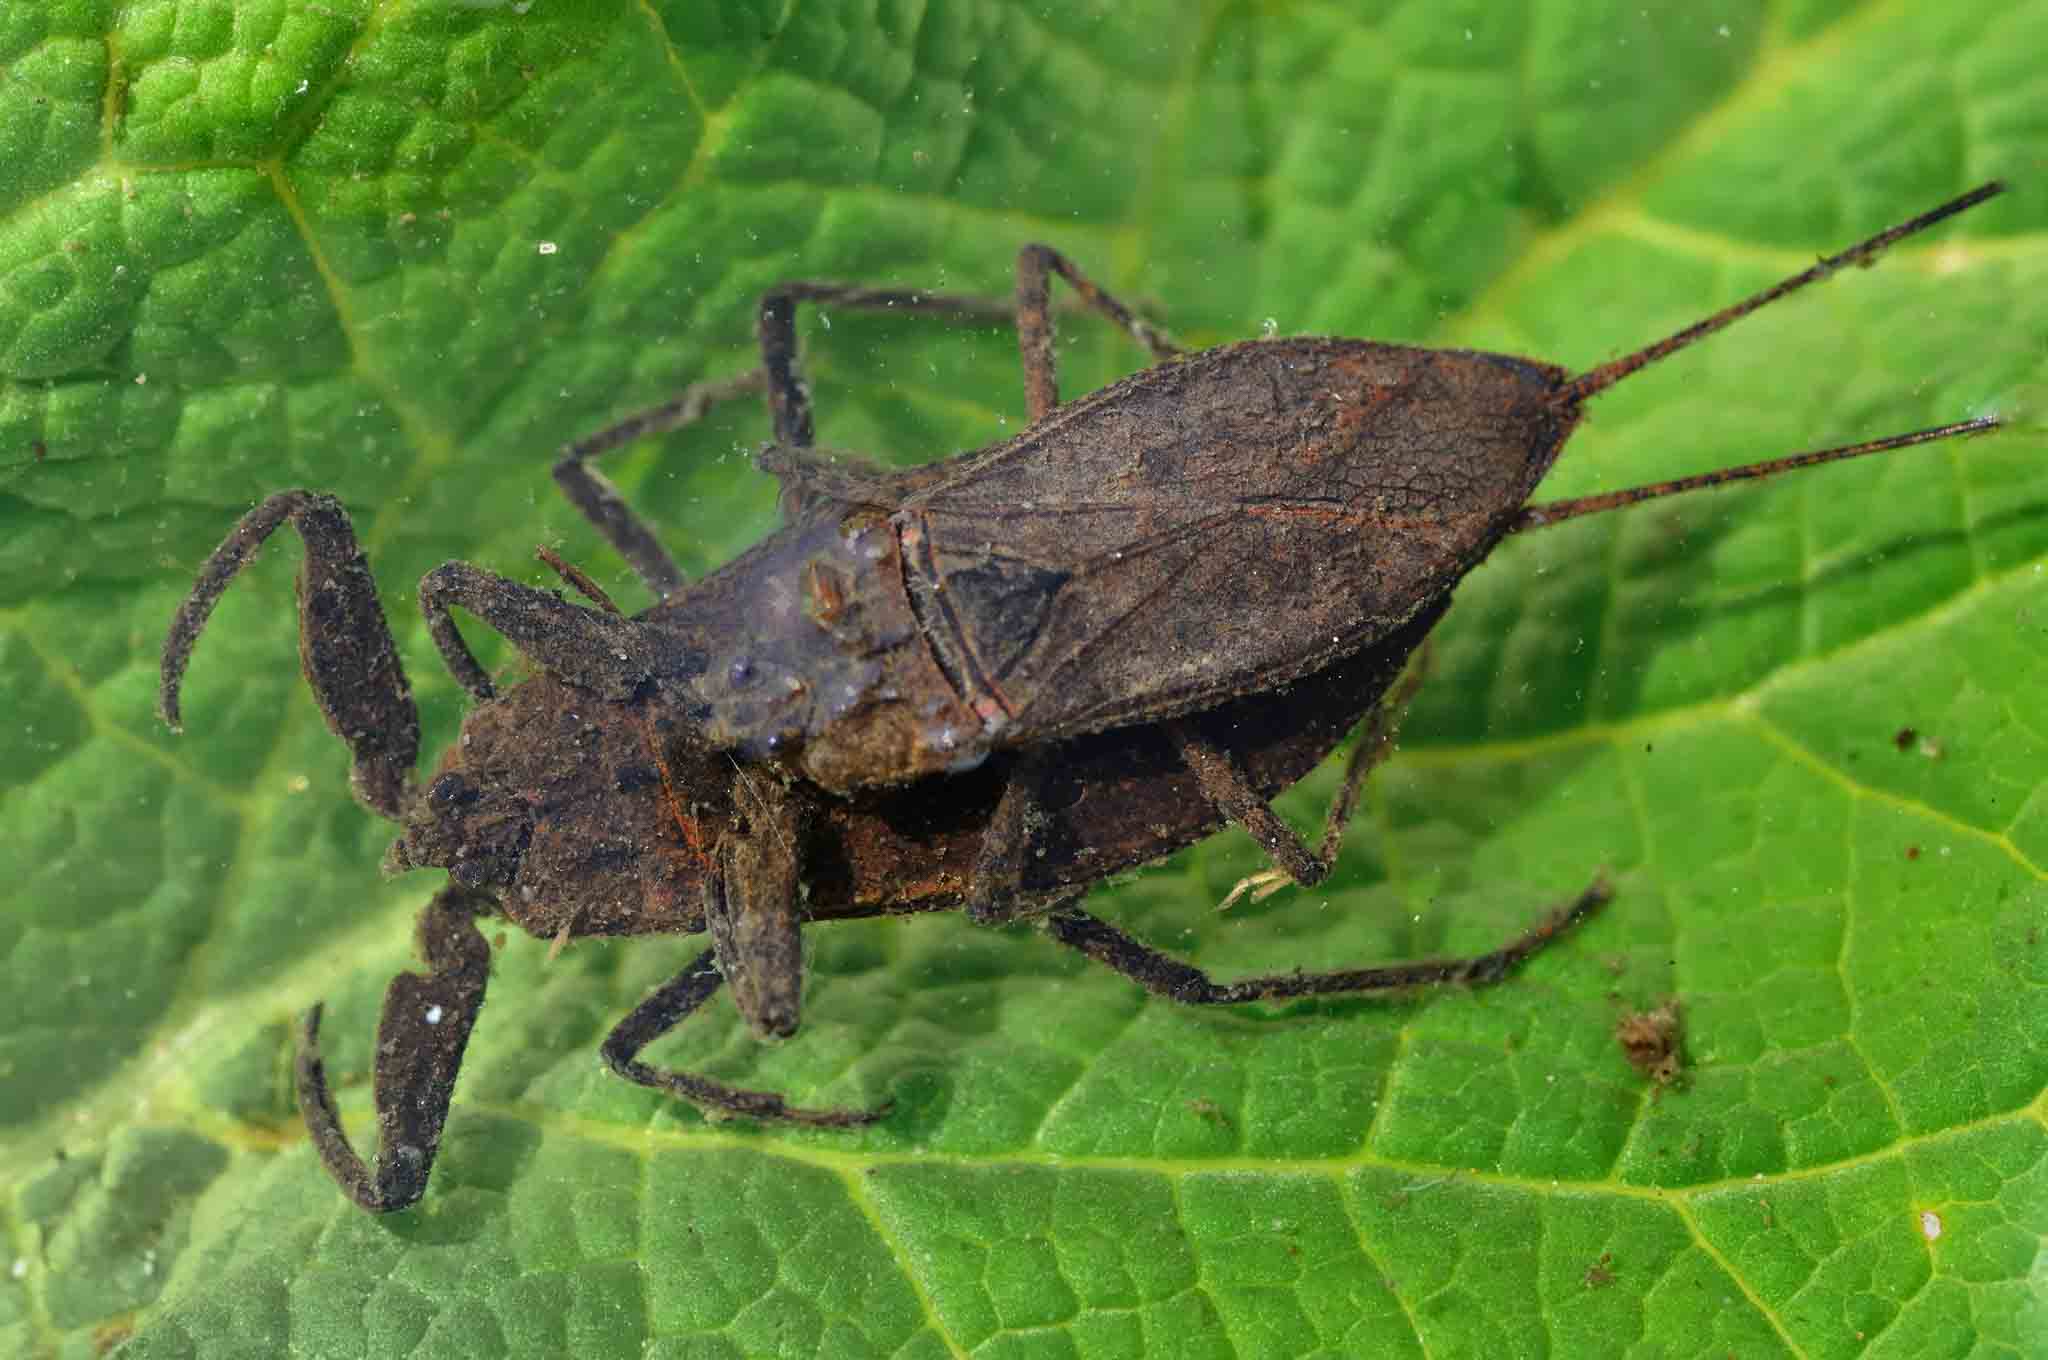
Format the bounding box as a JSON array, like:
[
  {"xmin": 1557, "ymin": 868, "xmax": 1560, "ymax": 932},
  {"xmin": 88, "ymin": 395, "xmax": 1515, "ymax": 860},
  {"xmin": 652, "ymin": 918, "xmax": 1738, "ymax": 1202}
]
[{"xmin": 4, "ymin": 3, "xmax": 2045, "ymax": 1357}]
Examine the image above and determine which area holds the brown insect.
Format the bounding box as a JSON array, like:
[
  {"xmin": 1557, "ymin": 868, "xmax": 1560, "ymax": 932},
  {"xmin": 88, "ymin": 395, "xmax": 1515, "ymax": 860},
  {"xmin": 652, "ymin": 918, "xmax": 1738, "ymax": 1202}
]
[{"xmin": 161, "ymin": 182, "xmax": 2002, "ymax": 1211}]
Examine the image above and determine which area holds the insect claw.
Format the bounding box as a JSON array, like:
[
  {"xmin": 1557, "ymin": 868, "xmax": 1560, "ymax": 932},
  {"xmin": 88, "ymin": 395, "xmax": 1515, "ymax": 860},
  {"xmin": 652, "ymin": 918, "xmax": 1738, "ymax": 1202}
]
[{"xmin": 1217, "ymin": 867, "xmax": 1292, "ymax": 911}]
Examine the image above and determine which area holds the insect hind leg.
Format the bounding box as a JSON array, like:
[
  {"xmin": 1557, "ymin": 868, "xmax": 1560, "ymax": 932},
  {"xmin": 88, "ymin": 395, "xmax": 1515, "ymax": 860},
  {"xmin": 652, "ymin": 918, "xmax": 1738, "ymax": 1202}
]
[
  {"xmin": 760, "ymin": 250, "xmax": 1180, "ymax": 444},
  {"xmin": 756, "ymin": 282, "xmax": 1016, "ymax": 448},
  {"xmin": 1014, "ymin": 244, "xmax": 1181, "ymax": 420},
  {"xmin": 1203, "ymin": 646, "xmax": 1430, "ymax": 911},
  {"xmin": 1044, "ymin": 877, "xmax": 1611, "ymax": 1005}
]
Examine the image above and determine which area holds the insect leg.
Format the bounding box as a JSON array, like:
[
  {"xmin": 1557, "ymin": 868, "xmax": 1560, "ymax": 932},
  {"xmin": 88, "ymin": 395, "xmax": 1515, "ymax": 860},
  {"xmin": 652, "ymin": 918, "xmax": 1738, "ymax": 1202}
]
[
  {"xmin": 295, "ymin": 884, "xmax": 494, "ymax": 1213},
  {"xmin": 754, "ymin": 256, "xmax": 1174, "ymax": 443},
  {"xmin": 756, "ymin": 282, "xmax": 1015, "ymax": 448},
  {"xmin": 1014, "ymin": 244, "xmax": 1181, "ymax": 420},
  {"xmin": 160, "ymin": 490, "xmax": 418, "ymax": 820},
  {"xmin": 599, "ymin": 947, "xmax": 890, "ymax": 1127},
  {"xmin": 968, "ymin": 645, "xmax": 1427, "ymax": 924},
  {"xmin": 1169, "ymin": 724, "xmax": 1334, "ymax": 888},
  {"xmin": 552, "ymin": 367, "xmax": 771, "ymax": 599},
  {"xmin": 1043, "ymin": 876, "xmax": 1611, "ymax": 1005},
  {"xmin": 1209, "ymin": 649, "xmax": 1430, "ymax": 910},
  {"xmin": 416, "ymin": 561, "xmax": 646, "ymax": 703},
  {"xmin": 705, "ymin": 772, "xmax": 808, "ymax": 1040},
  {"xmin": 963, "ymin": 755, "xmax": 1050, "ymax": 925}
]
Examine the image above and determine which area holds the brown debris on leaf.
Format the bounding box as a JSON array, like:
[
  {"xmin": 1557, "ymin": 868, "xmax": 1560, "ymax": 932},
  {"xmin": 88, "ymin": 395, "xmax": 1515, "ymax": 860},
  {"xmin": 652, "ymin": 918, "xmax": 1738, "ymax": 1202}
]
[{"xmin": 1615, "ymin": 998, "xmax": 1686, "ymax": 1092}]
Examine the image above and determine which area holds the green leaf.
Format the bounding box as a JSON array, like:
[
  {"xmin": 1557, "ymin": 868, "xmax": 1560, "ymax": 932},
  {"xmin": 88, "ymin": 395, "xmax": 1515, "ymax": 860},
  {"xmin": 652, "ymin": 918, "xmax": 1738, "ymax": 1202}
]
[{"xmin": 5, "ymin": 3, "xmax": 2045, "ymax": 1357}]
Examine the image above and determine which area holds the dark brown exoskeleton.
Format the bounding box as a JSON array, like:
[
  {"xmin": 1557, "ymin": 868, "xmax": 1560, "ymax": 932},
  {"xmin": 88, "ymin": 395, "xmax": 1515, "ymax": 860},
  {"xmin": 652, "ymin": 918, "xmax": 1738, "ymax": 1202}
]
[
  {"xmin": 161, "ymin": 182, "xmax": 2003, "ymax": 1212},
  {"xmin": 160, "ymin": 513, "xmax": 1511, "ymax": 1214},
  {"xmin": 459, "ymin": 181, "xmax": 2007, "ymax": 926}
]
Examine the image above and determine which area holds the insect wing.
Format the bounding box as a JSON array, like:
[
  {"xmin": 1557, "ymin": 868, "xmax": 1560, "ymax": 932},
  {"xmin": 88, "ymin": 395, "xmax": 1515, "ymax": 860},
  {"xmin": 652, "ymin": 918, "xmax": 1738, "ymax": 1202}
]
[{"xmin": 899, "ymin": 337, "xmax": 1569, "ymax": 741}]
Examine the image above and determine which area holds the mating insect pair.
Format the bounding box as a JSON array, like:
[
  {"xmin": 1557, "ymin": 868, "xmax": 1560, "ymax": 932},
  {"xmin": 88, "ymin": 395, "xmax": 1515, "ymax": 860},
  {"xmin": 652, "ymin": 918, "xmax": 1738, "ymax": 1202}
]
[{"xmin": 161, "ymin": 182, "xmax": 2004, "ymax": 1212}]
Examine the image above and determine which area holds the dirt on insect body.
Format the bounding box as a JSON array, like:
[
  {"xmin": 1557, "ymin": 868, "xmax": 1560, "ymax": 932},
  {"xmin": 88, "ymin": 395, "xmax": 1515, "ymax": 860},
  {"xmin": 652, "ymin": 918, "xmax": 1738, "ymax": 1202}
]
[{"xmin": 160, "ymin": 181, "xmax": 2005, "ymax": 1212}]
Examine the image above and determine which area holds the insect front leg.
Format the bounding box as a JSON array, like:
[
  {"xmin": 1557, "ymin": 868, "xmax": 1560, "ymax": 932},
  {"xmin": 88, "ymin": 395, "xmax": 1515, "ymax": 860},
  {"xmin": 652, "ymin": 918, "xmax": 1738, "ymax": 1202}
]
[
  {"xmin": 415, "ymin": 561, "xmax": 649, "ymax": 703},
  {"xmin": 1042, "ymin": 876, "xmax": 1611, "ymax": 1005},
  {"xmin": 160, "ymin": 490, "xmax": 418, "ymax": 820},
  {"xmin": 599, "ymin": 947, "xmax": 890, "ymax": 1128},
  {"xmin": 295, "ymin": 884, "xmax": 494, "ymax": 1213}
]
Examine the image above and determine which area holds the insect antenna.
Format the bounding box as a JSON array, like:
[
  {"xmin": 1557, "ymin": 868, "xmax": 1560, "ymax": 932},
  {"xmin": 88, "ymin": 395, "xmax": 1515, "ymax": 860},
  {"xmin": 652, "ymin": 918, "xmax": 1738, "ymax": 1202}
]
[
  {"xmin": 1512, "ymin": 416, "xmax": 2000, "ymax": 532},
  {"xmin": 1555, "ymin": 180, "xmax": 2005, "ymax": 408}
]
